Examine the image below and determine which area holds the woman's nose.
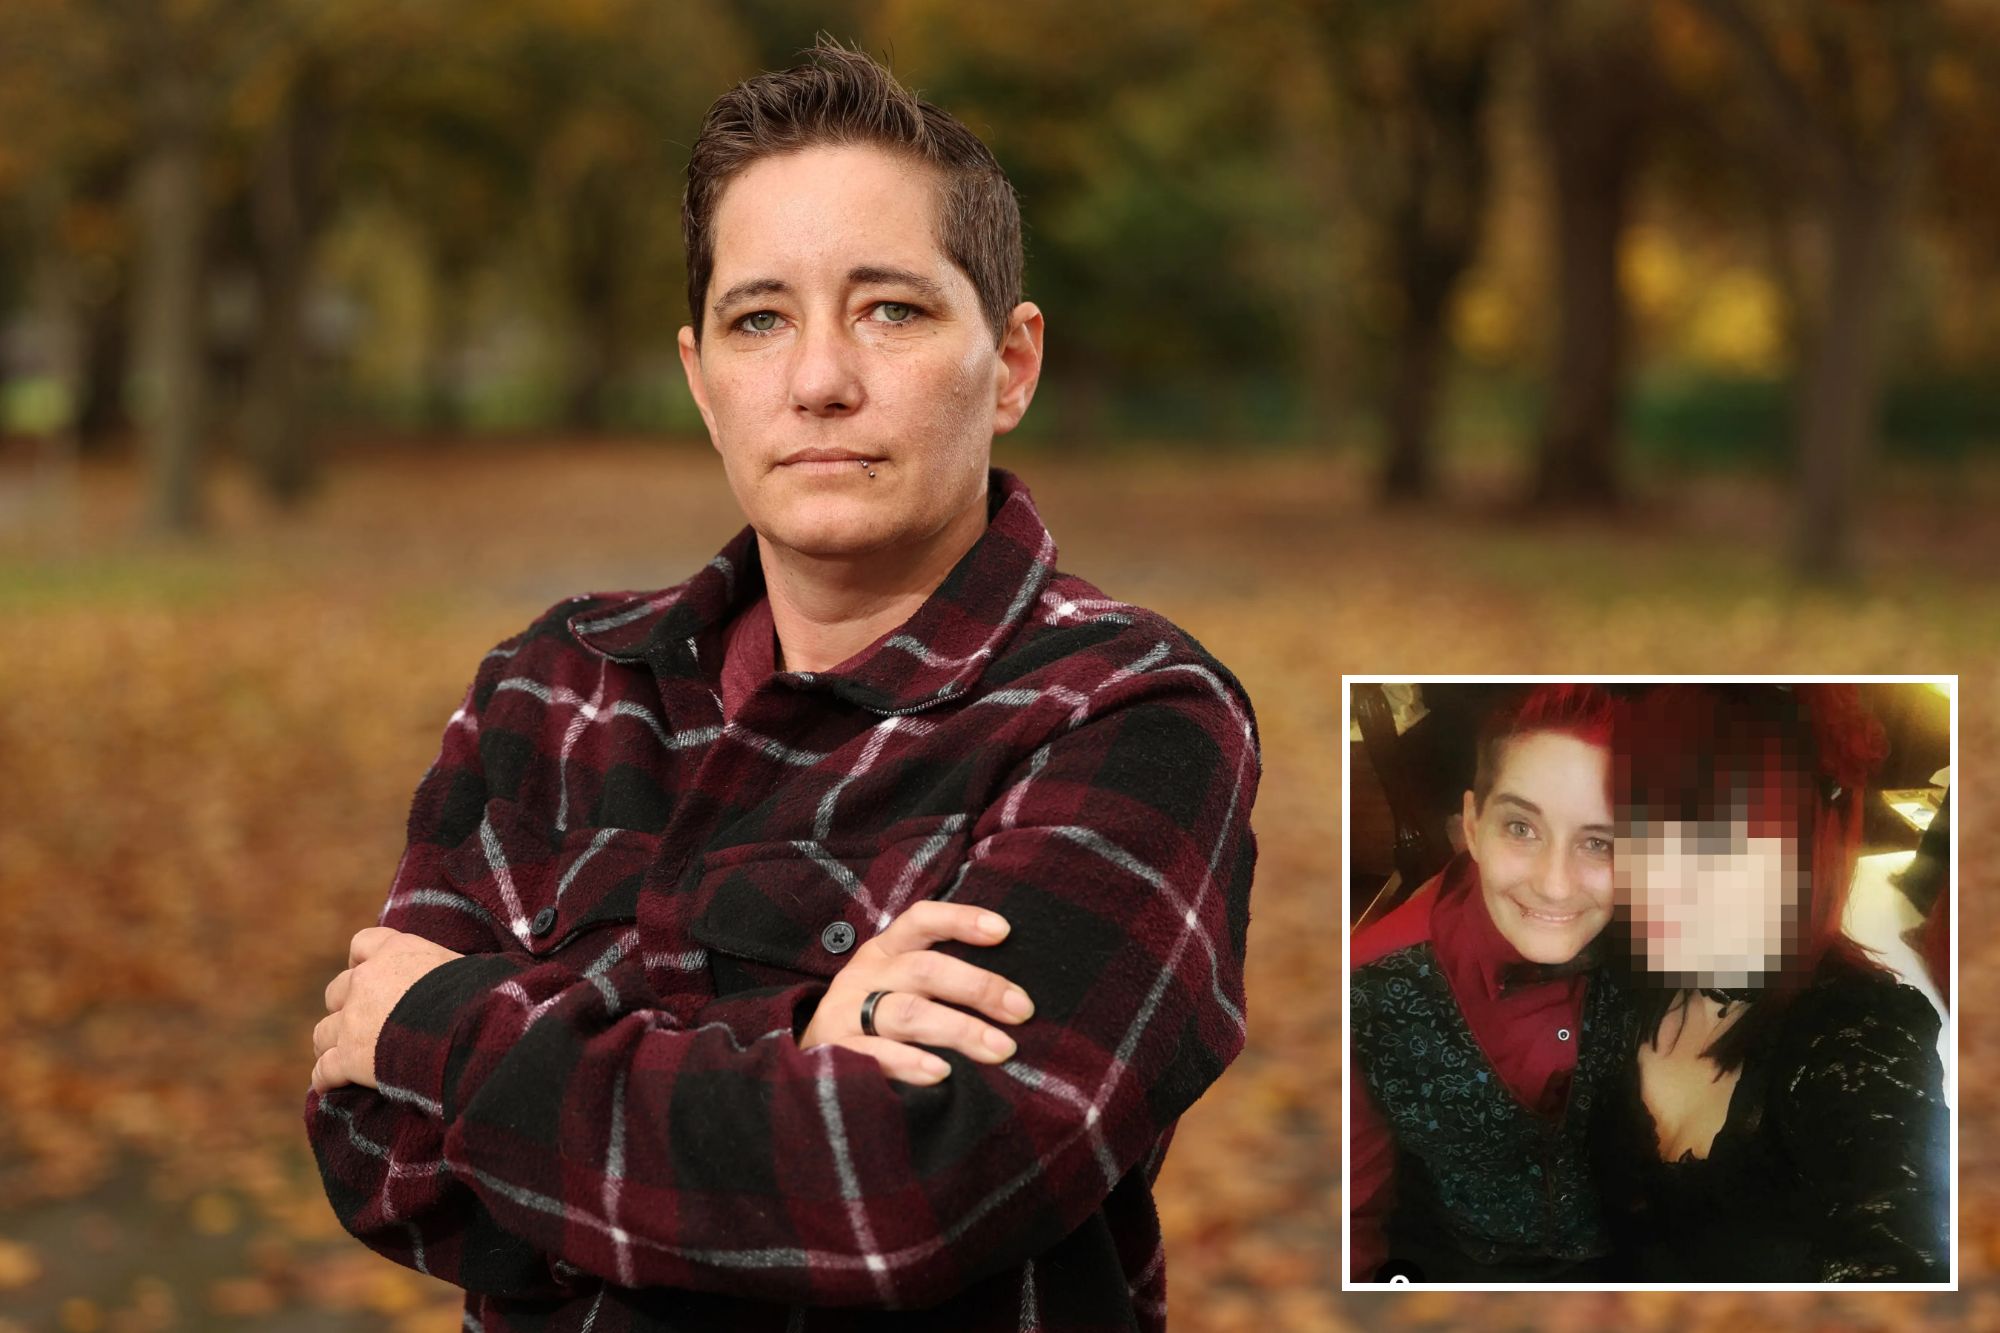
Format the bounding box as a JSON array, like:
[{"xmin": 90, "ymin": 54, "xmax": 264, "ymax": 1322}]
[
  {"xmin": 1539, "ymin": 852, "xmax": 1579, "ymax": 903},
  {"xmin": 788, "ymin": 318, "xmax": 865, "ymax": 418}
]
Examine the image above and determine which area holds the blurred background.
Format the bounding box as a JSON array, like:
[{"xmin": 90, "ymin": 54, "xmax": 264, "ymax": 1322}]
[{"xmin": 0, "ymin": 0, "xmax": 1995, "ymax": 1329}]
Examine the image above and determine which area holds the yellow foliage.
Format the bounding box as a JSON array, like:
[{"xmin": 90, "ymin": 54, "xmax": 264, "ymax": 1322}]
[
  {"xmin": 1685, "ymin": 267, "xmax": 1787, "ymax": 374},
  {"xmin": 1621, "ymin": 225, "xmax": 1690, "ymax": 325},
  {"xmin": 1452, "ymin": 280, "xmax": 1520, "ymax": 365}
]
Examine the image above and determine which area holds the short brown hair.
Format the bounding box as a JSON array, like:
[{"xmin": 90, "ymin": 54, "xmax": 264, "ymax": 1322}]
[{"xmin": 683, "ymin": 40, "xmax": 1023, "ymax": 344}]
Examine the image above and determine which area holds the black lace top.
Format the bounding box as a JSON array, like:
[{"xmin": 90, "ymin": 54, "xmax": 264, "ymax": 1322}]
[{"xmin": 1594, "ymin": 967, "xmax": 1950, "ymax": 1282}]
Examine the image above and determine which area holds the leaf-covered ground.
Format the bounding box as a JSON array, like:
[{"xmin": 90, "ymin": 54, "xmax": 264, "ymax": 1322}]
[{"xmin": 0, "ymin": 441, "xmax": 1991, "ymax": 1330}]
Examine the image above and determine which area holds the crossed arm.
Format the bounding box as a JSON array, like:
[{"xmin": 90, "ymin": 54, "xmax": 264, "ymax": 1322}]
[
  {"xmin": 303, "ymin": 643, "xmax": 1258, "ymax": 1307},
  {"xmin": 312, "ymin": 899, "xmax": 1026, "ymax": 1101}
]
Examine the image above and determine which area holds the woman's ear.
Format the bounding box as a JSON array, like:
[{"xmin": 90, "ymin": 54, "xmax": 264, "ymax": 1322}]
[
  {"xmin": 991, "ymin": 302, "xmax": 1044, "ymax": 437},
  {"xmin": 1460, "ymin": 789, "xmax": 1481, "ymax": 864},
  {"xmin": 677, "ymin": 325, "xmax": 720, "ymax": 445}
]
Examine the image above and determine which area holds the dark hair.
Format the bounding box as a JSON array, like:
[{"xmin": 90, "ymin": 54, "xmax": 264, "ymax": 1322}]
[
  {"xmin": 1471, "ymin": 683, "xmax": 1615, "ymax": 811},
  {"xmin": 1615, "ymin": 684, "xmax": 1890, "ymax": 1072},
  {"xmin": 682, "ymin": 39, "xmax": 1023, "ymax": 344}
]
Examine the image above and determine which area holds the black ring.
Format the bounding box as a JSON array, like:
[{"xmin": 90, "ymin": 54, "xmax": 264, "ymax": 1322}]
[{"xmin": 859, "ymin": 989, "xmax": 891, "ymax": 1038}]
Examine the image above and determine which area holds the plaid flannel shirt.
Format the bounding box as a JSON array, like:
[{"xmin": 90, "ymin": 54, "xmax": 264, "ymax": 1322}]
[{"xmin": 304, "ymin": 469, "xmax": 1259, "ymax": 1331}]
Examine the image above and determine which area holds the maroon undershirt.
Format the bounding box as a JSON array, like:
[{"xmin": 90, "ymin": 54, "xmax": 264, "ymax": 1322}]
[
  {"xmin": 717, "ymin": 594, "xmax": 900, "ymax": 722},
  {"xmin": 719, "ymin": 595, "xmax": 778, "ymax": 722}
]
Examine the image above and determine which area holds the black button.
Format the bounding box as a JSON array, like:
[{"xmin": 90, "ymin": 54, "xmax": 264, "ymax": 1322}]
[
  {"xmin": 821, "ymin": 921, "xmax": 856, "ymax": 954},
  {"xmin": 1557, "ymin": 1027, "xmax": 1572, "ymax": 1042},
  {"xmin": 531, "ymin": 906, "xmax": 558, "ymax": 938}
]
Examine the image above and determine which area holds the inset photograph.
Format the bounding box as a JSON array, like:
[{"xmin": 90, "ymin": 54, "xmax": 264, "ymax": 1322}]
[{"xmin": 1343, "ymin": 679, "xmax": 1954, "ymax": 1288}]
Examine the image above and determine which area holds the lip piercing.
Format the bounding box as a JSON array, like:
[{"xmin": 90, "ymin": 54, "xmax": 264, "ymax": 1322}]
[{"xmin": 859, "ymin": 460, "xmax": 877, "ymax": 479}]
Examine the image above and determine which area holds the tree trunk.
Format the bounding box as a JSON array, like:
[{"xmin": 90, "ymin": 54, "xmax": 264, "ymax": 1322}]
[
  {"xmin": 560, "ymin": 192, "xmax": 624, "ymax": 434},
  {"xmin": 1382, "ymin": 303, "xmax": 1447, "ymax": 501},
  {"xmin": 243, "ymin": 61, "xmax": 334, "ymax": 506},
  {"xmin": 1693, "ymin": 0, "xmax": 1932, "ymax": 582},
  {"xmin": 564, "ymin": 319, "xmax": 617, "ymax": 433},
  {"xmin": 74, "ymin": 284, "xmax": 132, "ymax": 452},
  {"xmin": 1530, "ymin": 2, "xmax": 1654, "ymax": 509},
  {"xmin": 1364, "ymin": 26, "xmax": 1498, "ymax": 503},
  {"xmin": 422, "ymin": 262, "xmax": 471, "ymax": 432},
  {"xmin": 135, "ymin": 58, "xmax": 207, "ymax": 536},
  {"xmin": 1793, "ymin": 175, "xmax": 1896, "ymax": 583}
]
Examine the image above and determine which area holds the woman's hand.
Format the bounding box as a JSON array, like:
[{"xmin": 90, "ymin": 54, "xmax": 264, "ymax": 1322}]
[
  {"xmin": 311, "ymin": 927, "xmax": 463, "ymax": 1094},
  {"xmin": 799, "ymin": 901, "xmax": 1034, "ymax": 1085}
]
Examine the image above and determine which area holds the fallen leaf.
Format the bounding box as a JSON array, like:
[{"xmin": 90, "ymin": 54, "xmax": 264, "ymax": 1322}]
[{"xmin": 0, "ymin": 1239, "xmax": 41, "ymax": 1290}]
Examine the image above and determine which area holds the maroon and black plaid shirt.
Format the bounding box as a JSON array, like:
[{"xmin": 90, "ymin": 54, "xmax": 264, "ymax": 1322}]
[{"xmin": 304, "ymin": 469, "xmax": 1259, "ymax": 1331}]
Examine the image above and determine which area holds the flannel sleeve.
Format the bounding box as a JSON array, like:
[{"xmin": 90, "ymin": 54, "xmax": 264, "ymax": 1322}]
[
  {"xmin": 302, "ymin": 635, "xmax": 824, "ymax": 1297},
  {"xmin": 364, "ymin": 649, "xmax": 1259, "ymax": 1308}
]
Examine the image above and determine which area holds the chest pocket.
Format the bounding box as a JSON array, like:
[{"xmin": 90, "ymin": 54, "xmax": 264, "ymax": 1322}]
[
  {"xmin": 689, "ymin": 813, "xmax": 970, "ymax": 992},
  {"xmin": 443, "ymin": 798, "xmax": 657, "ymax": 958}
]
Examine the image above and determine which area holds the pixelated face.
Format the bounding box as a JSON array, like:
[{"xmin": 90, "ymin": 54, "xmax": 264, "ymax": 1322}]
[
  {"xmin": 1615, "ymin": 817, "xmax": 1801, "ymax": 987},
  {"xmin": 1462, "ymin": 732, "xmax": 1616, "ymax": 965}
]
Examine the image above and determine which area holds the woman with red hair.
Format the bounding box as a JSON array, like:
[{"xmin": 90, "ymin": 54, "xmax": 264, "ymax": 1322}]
[{"xmin": 1597, "ymin": 684, "xmax": 1949, "ymax": 1281}]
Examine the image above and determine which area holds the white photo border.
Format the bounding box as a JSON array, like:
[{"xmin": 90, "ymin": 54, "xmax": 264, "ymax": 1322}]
[{"xmin": 1338, "ymin": 673, "xmax": 1959, "ymax": 1294}]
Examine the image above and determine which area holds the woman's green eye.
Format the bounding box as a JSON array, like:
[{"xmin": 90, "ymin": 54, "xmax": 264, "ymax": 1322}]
[
  {"xmin": 744, "ymin": 312, "xmax": 780, "ymax": 333},
  {"xmin": 877, "ymin": 302, "xmax": 914, "ymax": 323}
]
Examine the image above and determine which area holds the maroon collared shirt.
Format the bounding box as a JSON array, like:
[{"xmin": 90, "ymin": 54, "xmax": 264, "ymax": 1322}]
[
  {"xmin": 1348, "ymin": 853, "xmax": 1588, "ymax": 1278},
  {"xmin": 305, "ymin": 470, "xmax": 1260, "ymax": 1331}
]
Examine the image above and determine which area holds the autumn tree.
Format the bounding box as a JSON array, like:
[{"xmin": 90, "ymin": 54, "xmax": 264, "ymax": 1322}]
[
  {"xmin": 0, "ymin": 0, "xmax": 281, "ymax": 532},
  {"xmin": 0, "ymin": 0, "xmax": 139, "ymax": 454},
  {"xmin": 1689, "ymin": 0, "xmax": 1939, "ymax": 581},
  {"xmin": 1312, "ymin": 0, "xmax": 1510, "ymax": 502},
  {"xmin": 881, "ymin": 0, "xmax": 1335, "ymax": 441},
  {"xmin": 1527, "ymin": 0, "xmax": 1658, "ymax": 508},
  {"xmin": 511, "ymin": 0, "xmax": 753, "ymax": 432},
  {"xmin": 229, "ymin": 30, "xmax": 353, "ymax": 505}
]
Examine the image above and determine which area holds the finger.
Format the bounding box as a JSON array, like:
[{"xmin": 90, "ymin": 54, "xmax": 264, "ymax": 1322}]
[
  {"xmin": 868, "ymin": 901, "xmax": 1010, "ymax": 957},
  {"xmin": 826, "ymin": 1035, "xmax": 952, "ymax": 1086},
  {"xmin": 866, "ymin": 990, "xmax": 1017, "ymax": 1065},
  {"xmin": 349, "ymin": 926, "xmax": 395, "ymax": 967},
  {"xmin": 311, "ymin": 1049, "xmax": 343, "ymax": 1094},
  {"xmin": 324, "ymin": 968, "xmax": 352, "ymax": 1013},
  {"xmin": 312, "ymin": 1013, "xmax": 335, "ymax": 1060},
  {"xmin": 884, "ymin": 949, "xmax": 1034, "ymax": 1026}
]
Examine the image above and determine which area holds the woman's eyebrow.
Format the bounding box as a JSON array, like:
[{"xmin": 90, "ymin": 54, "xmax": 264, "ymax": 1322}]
[
  {"xmin": 847, "ymin": 265, "xmax": 948, "ymax": 302},
  {"xmin": 1493, "ymin": 792, "xmax": 1612, "ymax": 835},
  {"xmin": 712, "ymin": 277, "xmax": 789, "ymax": 318}
]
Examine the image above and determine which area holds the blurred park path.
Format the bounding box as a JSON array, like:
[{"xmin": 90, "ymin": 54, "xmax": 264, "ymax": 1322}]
[{"xmin": 0, "ymin": 442, "xmax": 1994, "ymax": 1330}]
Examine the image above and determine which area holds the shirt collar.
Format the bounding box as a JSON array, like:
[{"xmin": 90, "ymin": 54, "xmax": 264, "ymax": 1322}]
[
  {"xmin": 568, "ymin": 468, "xmax": 1056, "ymax": 716},
  {"xmin": 1430, "ymin": 851, "xmax": 1536, "ymax": 1004}
]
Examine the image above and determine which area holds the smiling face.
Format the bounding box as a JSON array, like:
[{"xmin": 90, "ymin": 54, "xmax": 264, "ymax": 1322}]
[
  {"xmin": 1462, "ymin": 731, "xmax": 1616, "ymax": 965},
  {"xmin": 677, "ymin": 144, "xmax": 1042, "ymax": 568}
]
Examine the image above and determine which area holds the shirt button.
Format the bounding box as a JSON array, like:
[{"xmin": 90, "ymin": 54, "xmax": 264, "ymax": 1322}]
[
  {"xmin": 531, "ymin": 906, "xmax": 558, "ymax": 938},
  {"xmin": 1557, "ymin": 1027, "xmax": 1572, "ymax": 1042},
  {"xmin": 821, "ymin": 921, "xmax": 857, "ymax": 955}
]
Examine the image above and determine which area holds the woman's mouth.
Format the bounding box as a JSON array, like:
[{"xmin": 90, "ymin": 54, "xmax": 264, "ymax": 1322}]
[
  {"xmin": 778, "ymin": 448, "xmax": 886, "ymax": 472},
  {"xmin": 1514, "ymin": 901, "xmax": 1584, "ymax": 926}
]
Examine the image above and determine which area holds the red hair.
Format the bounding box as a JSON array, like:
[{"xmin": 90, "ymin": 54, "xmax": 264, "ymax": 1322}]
[
  {"xmin": 1472, "ymin": 683, "xmax": 1615, "ymax": 809},
  {"xmin": 1615, "ymin": 684, "xmax": 1889, "ymax": 1068}
]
